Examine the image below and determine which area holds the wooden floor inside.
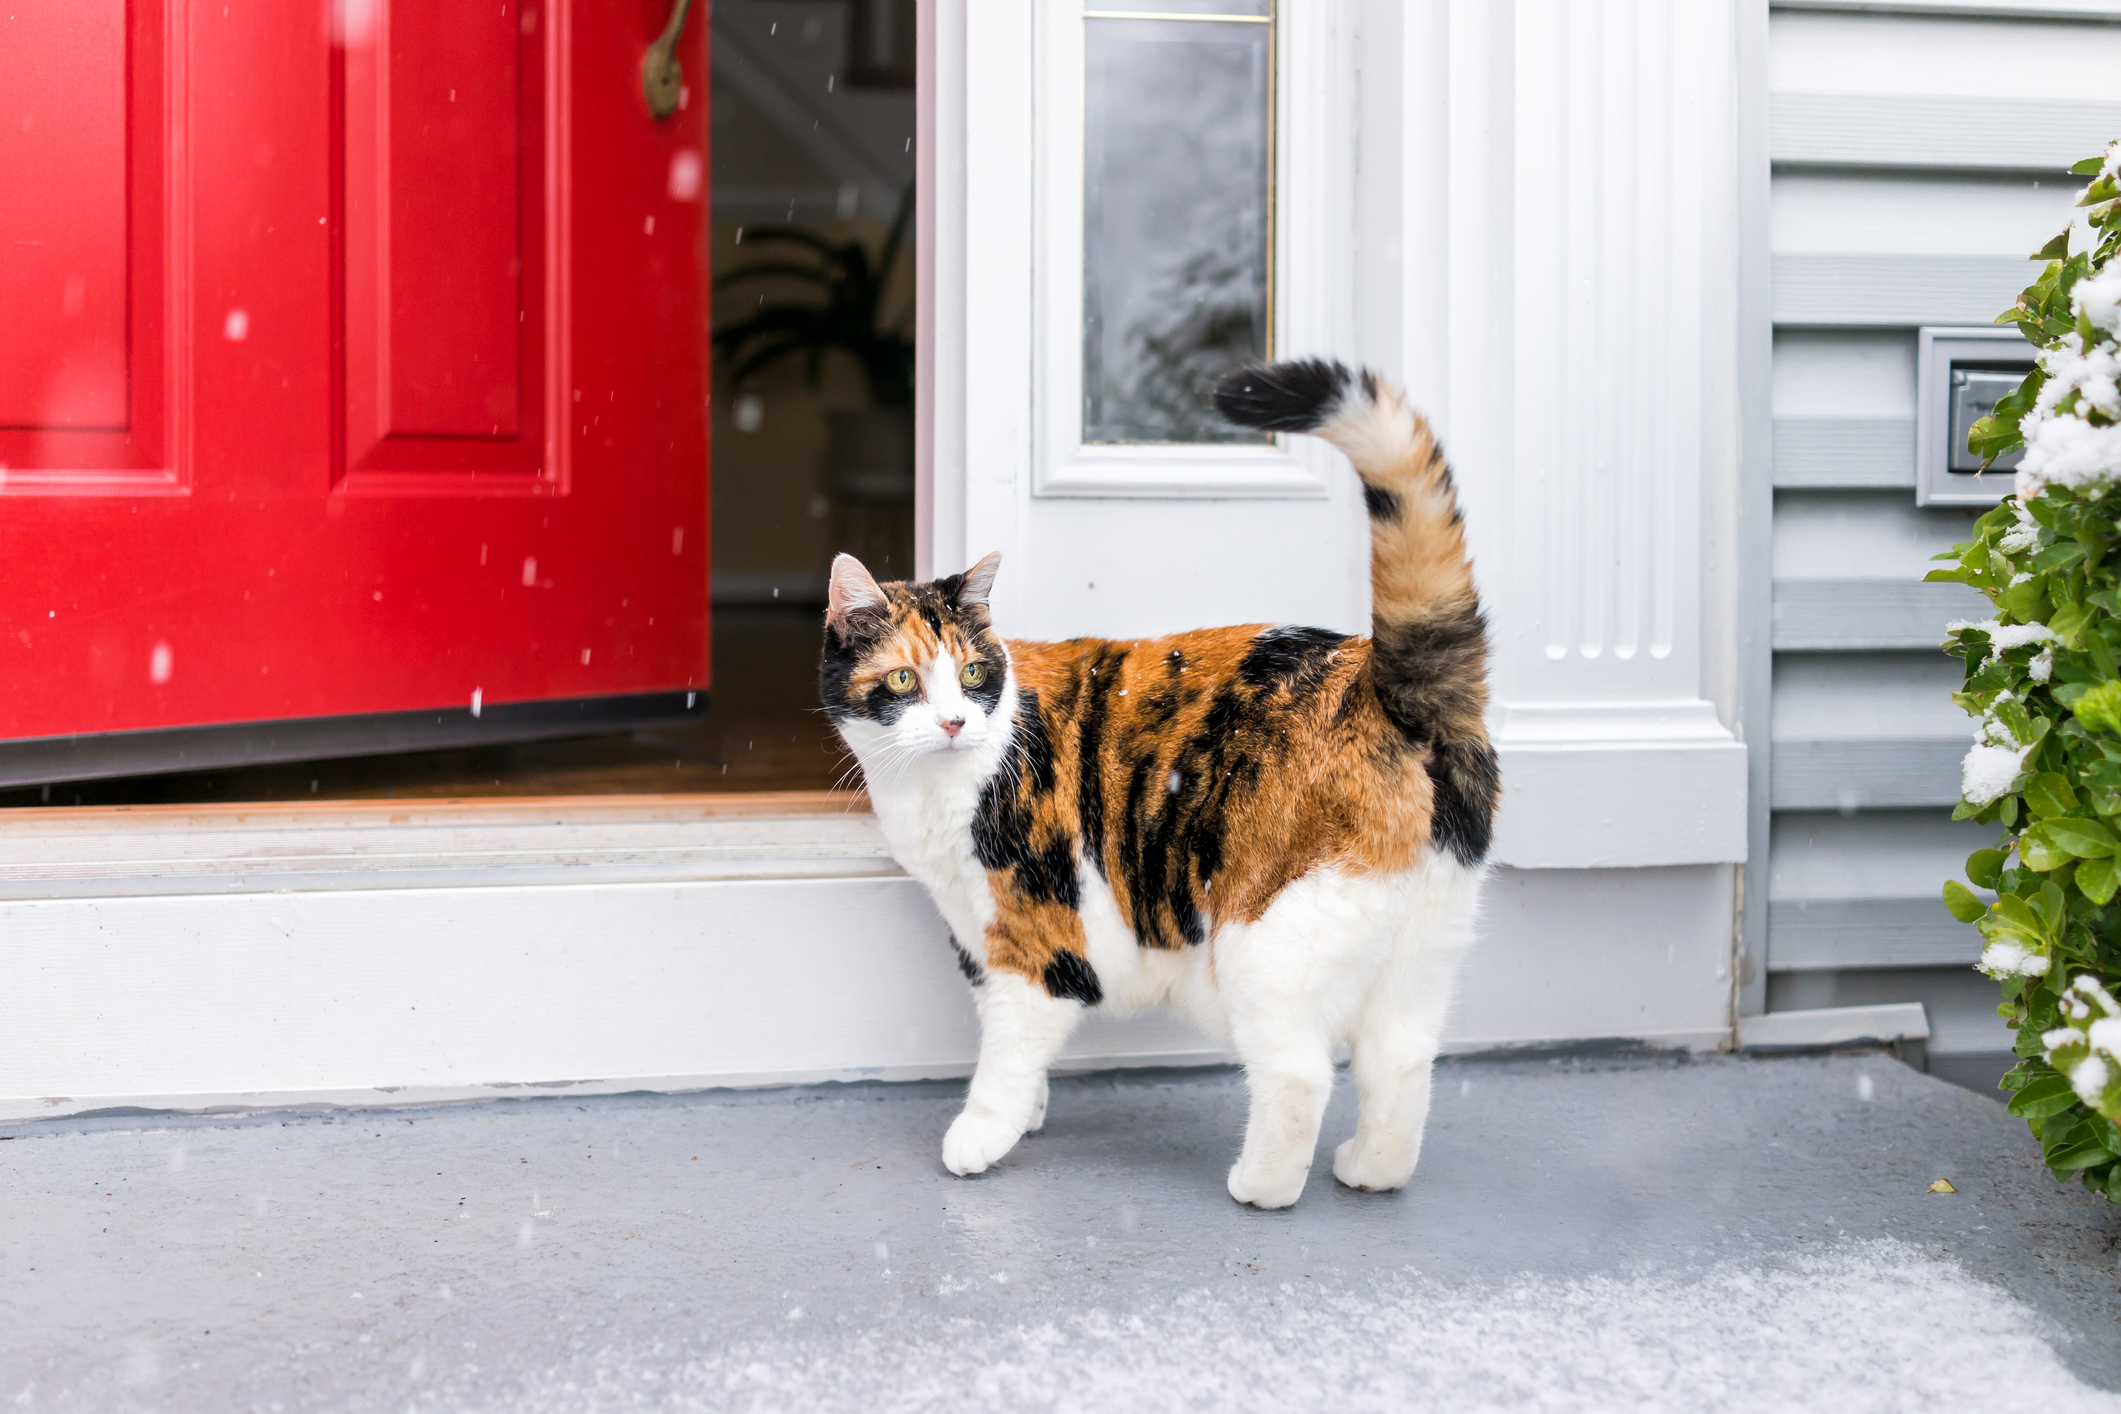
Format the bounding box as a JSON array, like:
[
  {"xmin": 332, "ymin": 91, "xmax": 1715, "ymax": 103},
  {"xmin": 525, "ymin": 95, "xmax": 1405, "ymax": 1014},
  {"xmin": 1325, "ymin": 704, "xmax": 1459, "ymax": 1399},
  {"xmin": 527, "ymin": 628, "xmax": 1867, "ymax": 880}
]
[{"xmin": 0, "ymin": 607, "xmax": 855, "ymax": 809}]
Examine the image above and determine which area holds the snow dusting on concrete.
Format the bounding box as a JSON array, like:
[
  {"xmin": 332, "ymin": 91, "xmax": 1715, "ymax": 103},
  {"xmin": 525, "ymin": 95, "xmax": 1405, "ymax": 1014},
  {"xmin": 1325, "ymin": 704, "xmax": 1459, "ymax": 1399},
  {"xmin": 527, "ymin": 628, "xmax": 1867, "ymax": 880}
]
[{"xmin": 508, "ymin": 1242, "xmax": 2114, "ymax": 1414}]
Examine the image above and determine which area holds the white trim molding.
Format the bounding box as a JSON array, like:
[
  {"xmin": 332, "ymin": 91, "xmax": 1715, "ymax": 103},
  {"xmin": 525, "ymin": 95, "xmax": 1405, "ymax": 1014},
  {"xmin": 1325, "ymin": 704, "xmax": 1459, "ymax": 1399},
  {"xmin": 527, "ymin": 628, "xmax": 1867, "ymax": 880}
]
[{"xmin": 1352, "ymin": 0, "xmax": 1750, "ymax": 871}]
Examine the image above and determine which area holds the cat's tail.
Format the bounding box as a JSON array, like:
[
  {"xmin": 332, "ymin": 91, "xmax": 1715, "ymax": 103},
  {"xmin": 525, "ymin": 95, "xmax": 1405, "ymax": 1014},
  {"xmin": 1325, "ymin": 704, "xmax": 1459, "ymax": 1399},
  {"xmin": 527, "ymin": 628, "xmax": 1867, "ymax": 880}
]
[{"xmin": 1214, "ymin": 359, "xmax": 1496, "ymax": 864}]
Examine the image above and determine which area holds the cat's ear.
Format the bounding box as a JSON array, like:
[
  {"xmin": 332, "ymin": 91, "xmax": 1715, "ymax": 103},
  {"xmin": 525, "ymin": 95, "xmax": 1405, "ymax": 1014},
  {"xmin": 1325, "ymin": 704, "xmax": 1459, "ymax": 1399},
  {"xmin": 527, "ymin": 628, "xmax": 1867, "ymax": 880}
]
[
  {"xmin": 955, "ymin": 551, "xmax": 1003, "ymax": 610},
  {"xmin": 827, "ymin": 553, "xmax": 888, "ymax": 633}
]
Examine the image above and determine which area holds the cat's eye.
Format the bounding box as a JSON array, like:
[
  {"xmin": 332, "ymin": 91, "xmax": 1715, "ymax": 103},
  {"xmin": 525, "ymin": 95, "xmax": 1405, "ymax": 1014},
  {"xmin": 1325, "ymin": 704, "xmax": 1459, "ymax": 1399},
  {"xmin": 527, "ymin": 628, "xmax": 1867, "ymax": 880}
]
[
  {"xmin": 960, "ymin": 661, "xmax": 987, "ymax": 688},
  {"xmin": 886, "ymin": 668, "xmax": 917, "ymax": 694}
]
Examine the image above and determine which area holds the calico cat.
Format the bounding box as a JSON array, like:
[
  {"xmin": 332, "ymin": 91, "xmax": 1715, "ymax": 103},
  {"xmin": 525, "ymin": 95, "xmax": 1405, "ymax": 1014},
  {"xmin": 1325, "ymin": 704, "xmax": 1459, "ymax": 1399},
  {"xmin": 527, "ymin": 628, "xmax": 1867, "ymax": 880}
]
[{"xmin": 819, "ymin": 359, "xmax": 1496, "ymax": 1208}]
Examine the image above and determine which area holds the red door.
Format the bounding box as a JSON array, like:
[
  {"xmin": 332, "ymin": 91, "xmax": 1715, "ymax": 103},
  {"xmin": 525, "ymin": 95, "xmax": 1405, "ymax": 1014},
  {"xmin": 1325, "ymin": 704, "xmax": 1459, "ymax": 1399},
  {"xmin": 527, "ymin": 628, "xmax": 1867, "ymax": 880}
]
[{"xmin": 0, "ymin": 0, "xmax": 708, "ymax": 777}]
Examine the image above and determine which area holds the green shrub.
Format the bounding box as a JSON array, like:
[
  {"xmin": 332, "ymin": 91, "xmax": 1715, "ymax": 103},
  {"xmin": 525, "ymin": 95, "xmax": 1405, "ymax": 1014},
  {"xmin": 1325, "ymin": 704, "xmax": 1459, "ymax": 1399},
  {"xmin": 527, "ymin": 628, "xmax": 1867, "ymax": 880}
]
[{"xmin": 1933, "ymin": 142, "xmax": 2121, "ymax": 1202}]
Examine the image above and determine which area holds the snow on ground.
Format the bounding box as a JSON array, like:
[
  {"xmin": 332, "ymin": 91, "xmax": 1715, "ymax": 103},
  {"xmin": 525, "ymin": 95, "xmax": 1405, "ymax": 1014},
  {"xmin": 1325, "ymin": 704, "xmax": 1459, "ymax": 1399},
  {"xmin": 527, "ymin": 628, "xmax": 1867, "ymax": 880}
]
[{"xmin": 507, "ymin": 1240, "xmax": 2112, "ymax": 1414}]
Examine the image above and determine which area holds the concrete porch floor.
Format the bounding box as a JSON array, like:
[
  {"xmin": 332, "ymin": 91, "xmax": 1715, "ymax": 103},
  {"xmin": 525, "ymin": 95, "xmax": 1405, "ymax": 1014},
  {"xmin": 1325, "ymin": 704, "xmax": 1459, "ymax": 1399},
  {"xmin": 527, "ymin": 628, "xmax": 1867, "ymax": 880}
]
[{"xmin": 3, "ymin": 1053, "xmax": 2119, "ymax": 1412}]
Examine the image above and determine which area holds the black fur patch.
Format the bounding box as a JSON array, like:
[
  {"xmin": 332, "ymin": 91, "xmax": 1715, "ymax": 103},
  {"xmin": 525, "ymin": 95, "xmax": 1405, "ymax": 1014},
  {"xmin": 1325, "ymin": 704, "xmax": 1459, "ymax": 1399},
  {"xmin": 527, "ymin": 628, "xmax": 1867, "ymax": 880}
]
[
  {"xmin": 1238, "ymin": 626, "xmax": 1346, "ymax": 696},
  {"xmin": 961, "ymin": 647, "xmax": 1006, "ymax": 715},
  {"xmin": 1427, "ymin": 738, "xmax": 1500, "ymax": 867},
  {"xmin": 819, "ymin": 620, "xmax": 921, "ymax": 728},
  {"xmin": 1362, "ymin": 482, "xmax": 1402, "ymax": 521},
  {"xmin": 1041, "ymin": 949, "xmax": 1103, "ymax": 1006},
  {"xmin": 950, "ymin": 936, "xmax": 986, "ymax": 986},
  {"xmin": 1214, "ymin": 359, "xmax": 1350, "ymax": 432},
  {"xmin": 1369, "ymin": 612, "xmax": 1489, "ymax": 745},
  {"xmin": 973, "ymin": 692, "xmax": 1078, "ymax": 909}
]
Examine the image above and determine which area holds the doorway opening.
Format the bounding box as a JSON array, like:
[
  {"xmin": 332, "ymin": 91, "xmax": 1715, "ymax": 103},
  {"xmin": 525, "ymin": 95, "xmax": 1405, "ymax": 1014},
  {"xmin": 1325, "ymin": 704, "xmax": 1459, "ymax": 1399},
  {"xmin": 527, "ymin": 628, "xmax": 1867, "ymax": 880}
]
[{"xmin": 0, "ymin": 0, "xmax": 914, "ymax": 810}]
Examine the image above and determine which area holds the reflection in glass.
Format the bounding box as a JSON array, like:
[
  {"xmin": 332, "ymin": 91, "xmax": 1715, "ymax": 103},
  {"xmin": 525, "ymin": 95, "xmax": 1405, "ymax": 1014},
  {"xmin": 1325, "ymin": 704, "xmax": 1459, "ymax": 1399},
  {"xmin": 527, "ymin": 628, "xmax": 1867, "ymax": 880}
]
[{"xmin": 1083, "ymin": 14, "xmax": 1270, "ymax": 444}]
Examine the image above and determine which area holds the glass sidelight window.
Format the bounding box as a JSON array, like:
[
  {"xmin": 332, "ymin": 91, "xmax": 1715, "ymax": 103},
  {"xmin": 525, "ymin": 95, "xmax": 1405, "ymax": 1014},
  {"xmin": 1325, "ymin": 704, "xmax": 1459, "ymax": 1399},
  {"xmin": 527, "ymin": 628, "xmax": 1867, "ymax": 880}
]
[{"xmin": 1081, "ymin": 3, "xmax": 1273, "ymax": 445}]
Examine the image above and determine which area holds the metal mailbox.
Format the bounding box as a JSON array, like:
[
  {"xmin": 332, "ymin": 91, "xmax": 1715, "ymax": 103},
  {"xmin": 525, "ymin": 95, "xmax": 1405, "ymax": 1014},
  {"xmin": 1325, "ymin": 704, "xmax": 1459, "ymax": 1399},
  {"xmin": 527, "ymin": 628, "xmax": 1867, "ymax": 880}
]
[{"xmin": 1915, "ymin": 326, "xmax": 2037, "ymax": 508}]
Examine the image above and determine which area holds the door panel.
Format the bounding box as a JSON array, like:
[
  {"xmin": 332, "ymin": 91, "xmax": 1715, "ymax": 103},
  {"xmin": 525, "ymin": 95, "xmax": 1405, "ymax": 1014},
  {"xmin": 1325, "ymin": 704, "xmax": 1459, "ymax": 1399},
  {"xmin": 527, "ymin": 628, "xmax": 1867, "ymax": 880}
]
[
  {"xmin": 0, "ymin": 0, "xmax": 173, "ymax": 485},
  {"xmin": 342, "ymin": 1, "xmax": 545, "ymax": 474},
  {"xmin": 0, "ymin": 0, "xmax": 709, "ymax": 749},
  {"xmin": 0, "ymin": 1, "xmax": 127, "ymax": 431}
]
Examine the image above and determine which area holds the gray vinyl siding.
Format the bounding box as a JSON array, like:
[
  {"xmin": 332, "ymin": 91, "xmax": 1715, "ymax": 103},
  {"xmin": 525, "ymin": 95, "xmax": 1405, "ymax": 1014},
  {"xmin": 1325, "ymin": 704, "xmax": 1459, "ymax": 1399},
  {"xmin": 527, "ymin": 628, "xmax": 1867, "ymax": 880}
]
[{"xmin": 1762, "ymin": 2, "xmax": 2121, "ymax": 1077}]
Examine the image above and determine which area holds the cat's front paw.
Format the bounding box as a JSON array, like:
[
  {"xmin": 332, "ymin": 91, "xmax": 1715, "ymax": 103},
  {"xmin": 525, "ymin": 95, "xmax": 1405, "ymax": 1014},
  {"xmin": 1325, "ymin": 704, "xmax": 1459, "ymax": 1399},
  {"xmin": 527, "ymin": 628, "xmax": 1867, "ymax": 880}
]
[
  {"xmin": 942, "ymin": 1106, "xmax": 1022, "ymax": 1176},
  {"xmin": 1332, "ymin": 1137, "xmax": 1415, "ymax": 1193},
  {"xmin": 1226, "ymin": 1157, "xmax": 1310, "ymax": 1210}
]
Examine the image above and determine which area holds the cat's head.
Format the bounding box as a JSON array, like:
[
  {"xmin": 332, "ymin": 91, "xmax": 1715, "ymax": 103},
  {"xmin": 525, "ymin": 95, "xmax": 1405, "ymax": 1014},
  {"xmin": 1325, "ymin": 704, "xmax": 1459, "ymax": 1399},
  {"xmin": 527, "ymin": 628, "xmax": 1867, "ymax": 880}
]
[{"xmin": 819, "ymin": 551, "xmax": 1009, "ymax": 760}]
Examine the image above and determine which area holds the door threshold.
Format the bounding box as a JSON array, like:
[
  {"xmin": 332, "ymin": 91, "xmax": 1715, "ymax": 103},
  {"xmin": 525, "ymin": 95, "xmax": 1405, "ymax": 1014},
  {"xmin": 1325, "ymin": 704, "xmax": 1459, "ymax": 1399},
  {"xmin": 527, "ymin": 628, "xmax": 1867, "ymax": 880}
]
[
  {"xmin": 0, "ymin": 788, "xmax": 866, "ymax": 833},
  {"xmin": 0, "ymin": 790, "xmax": 882, "ymax": 900}
]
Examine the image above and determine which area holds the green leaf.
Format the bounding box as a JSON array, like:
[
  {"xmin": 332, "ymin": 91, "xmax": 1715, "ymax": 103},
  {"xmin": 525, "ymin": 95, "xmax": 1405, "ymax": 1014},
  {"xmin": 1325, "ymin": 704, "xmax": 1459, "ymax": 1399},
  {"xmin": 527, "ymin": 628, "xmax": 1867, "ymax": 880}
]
[
  {"xmin": 2034, "ymin": 880, "xmax": 2068, "ymax": 932},
  {"xmin": 2077, "ymin": 853, "xmax": 2121, "ymax": 905},
  {"xmin": 2043, "ymin": 1113, "xmax": 2090, "ymax": 1157},
  {"xmin": 2073, "ymin": 680, "xmax": 2121, "ymax": 734},
  {"xmin": 1998, "ymin": 702, "xmax": 2044, "ymax": 752},
  {"xmin": 2025, "ymin": 773, "xmax": 2081, "ymax": 819},
  {"xmin": 1966, "ymin": 847, "xmax": 2008, "ymax": 889},
  {"xmin": 2091, "ymin": 631, "xmax": 2120, "ymax": 683},
  {"xmin": 2035, "ymin": 228, "xmax": 2073, "ymax": 259},
  {"xmin": 2047, "ymin": 1139, "xmax": 2114, "ymax": 1172},
  {"xmin": 1989, "ymin": 893, "xmax": 2048, "ymax": 941},
  {"xmin": 2045, "ymin": 817, "xmax": 2118, "ymax": 858},
  {"xmin": 2071, "ymin": 156, "xmax": 2104, "ymax": 176},
  {"xmin": 1942, "ymin": 879, "xmax": 1989, "ymax": 922},
  {"xmin": 2010, "ymin": 1073, "xmax": 2082, "ymax": 1118},
  {"xmin": 2020, "ymin": 826, "xmax": 2074, "ymax": 872},
  {"xmin": 2003, "ymin": 579, "xmax": 2051, "ymax": 623},
  {"xmin": 2036, "ymin": 542, "xmax": 2089, "ymax": 574}
]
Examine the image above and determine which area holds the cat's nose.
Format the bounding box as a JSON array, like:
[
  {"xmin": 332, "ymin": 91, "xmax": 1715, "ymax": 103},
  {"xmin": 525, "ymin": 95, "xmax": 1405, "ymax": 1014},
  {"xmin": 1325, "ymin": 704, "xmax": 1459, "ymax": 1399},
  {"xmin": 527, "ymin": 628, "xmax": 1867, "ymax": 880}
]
[{"xmin": 940, "ymin": 716, "xmax": 966, "ymax": 738}]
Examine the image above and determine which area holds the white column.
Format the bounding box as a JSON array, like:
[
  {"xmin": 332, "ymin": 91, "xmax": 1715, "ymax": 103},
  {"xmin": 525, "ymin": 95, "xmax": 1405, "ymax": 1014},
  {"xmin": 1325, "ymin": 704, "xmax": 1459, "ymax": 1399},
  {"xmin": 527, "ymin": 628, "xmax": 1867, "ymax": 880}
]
[{"xmin": 1376, "ymin": 0, "xmax": 1748, "ymax": 869}]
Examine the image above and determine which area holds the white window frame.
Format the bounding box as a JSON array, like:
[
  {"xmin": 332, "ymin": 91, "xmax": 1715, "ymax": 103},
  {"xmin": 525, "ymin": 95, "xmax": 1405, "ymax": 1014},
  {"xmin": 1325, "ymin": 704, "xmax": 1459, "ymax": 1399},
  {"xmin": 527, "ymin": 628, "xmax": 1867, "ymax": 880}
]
[{"xmin": 1029, "ymin": 2, "xmax": 1346, "ymax": 499}]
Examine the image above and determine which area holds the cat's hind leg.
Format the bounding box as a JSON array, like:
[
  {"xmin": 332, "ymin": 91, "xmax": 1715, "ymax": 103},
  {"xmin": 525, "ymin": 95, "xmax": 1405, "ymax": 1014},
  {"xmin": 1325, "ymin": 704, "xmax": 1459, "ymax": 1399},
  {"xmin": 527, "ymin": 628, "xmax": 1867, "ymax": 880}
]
[
  {"xmin": 1334, "ymin": 861, "xmax": 1480, "ymax": 1192},
  {"xmin": 1224, "ymin": 1011, "xmax": 1335, "ymax": 1210},
  {"xmin": 1216, "ymin": 880, "xmax": 1377, "ymax": 1209},
  {"xmin": 943, "ymin": 971, "xmax": 1080, "ymax": 1175}
]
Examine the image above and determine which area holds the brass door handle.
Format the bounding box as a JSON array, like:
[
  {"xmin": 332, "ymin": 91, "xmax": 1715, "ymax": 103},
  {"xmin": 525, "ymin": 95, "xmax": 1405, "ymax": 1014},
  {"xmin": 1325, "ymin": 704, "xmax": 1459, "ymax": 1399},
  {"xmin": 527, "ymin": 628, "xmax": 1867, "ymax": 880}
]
[{"xmin": 641, "ymin": 0, "xmax": 696, "ymax": 120}]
